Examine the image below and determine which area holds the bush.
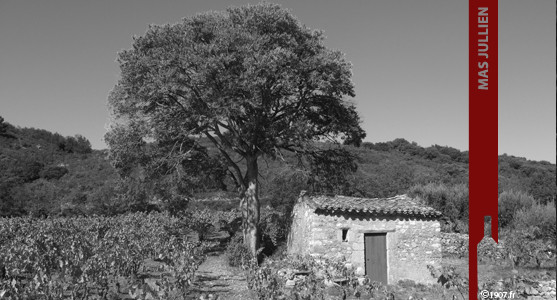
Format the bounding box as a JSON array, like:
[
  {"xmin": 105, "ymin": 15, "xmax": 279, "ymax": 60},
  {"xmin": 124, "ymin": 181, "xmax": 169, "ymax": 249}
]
[
  {"xmin": 10, "ymin": 179, "xmax": 61, "ymax": 216},
  {"xmin": 408, "ymin": 183, "xmax": 468, "ymax": 232},
  {"xmin": 498, "ymin": 190, "xmax": 535, "ymax": 228},
  {"xmin": 225, "ymin": 234, "xmax": 253, "ymax": 267},
  {"xmin": 187, "ymin": 199, "xmax": 240, "ymax": 211},
  {"xmin": 244, "ymin": 255, "xmax": 398, "ymax": 300},
  {"xmin": 15, "ymin": 161, "xmax": 44, "ymax": 182},
  {"xmin": 259, "ymin": 208, "xmax": 288, "ymax": 256},
  {"xmin": 58, "ymin": 134, "xmax": 92, "ymax": 154},
  {"xmin": 500, "ymin": 227, "xmax": 553, "ymax": 268},
  {"xmin": 39, "ymin": 166, "xmax": 69, "ymax": 180},
  {"xmin": 428, "ymin": 265, "xmax": 468, "ymax": 300},
  {"xmin": 512, "ymin": 200, "xmax": 556, "ymax": 244}
]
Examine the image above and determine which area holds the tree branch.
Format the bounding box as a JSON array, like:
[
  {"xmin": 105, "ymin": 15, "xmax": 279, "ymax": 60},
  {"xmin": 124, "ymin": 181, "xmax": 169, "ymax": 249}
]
[
  {"xmin": 212, "ymin": 121, "xmax": 247, "ymax": 157},
  {"xmin": 204, "ymin": 131, "xmax": 245, "ymax": 189}
]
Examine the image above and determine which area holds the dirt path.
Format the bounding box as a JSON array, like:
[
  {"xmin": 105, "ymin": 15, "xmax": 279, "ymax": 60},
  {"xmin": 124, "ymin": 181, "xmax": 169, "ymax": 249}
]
[{"xmin": 187, "ymin": 253, "xmax": 255, "ymax": 300}]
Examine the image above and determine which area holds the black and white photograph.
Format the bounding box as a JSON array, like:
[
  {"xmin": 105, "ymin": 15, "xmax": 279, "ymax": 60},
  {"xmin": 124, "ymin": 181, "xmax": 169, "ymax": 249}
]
[{"xmin": 0, "ymin": 1, "xmax": 555, "ymax": 299}]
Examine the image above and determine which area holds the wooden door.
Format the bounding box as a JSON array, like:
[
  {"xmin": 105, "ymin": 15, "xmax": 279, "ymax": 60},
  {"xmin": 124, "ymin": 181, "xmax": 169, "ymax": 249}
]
[{"xmin": 364, "ymin": 233, "xmax": 387, "ymax": 284}]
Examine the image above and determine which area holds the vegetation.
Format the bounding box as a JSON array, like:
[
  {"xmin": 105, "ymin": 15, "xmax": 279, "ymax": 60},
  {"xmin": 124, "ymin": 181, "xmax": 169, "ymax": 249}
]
[
  {"xmin": 0, "ymin": 121, "xmax": 118, "ymax": 217},
  {"xmin": 1, "ymin": 117, "xmax": 555, "ymax": 232},
  {"xmin": 225, "ymin": 234, "xmax": 253, "ymax": 268},
  {"xmin": 480, "ymin": 272, "xmax": 556, "ymax": 299},
  {"xmin": 498, "ymin": 190, "xmax": 536, "ymax": 228},
  {"xmin": 499, "ymin": 199, "xmax": 556, "ymax": 268},
  {"xmin": 408, "ymin": 183, "xmax": 469, "ymax": 232},
  {"xmin": 0, "ymin": 212, "xmax": 207, "ymax": 299},
  {"xmin": 1, "ymin": 116, "xmax": 555, "ymax": 298},
  {"xmin": 105, "ymin": 2, "xmax": 366, "ymax": 256},
  {"xmin": 1, "ymin": 2, "xmax": 555, "ymax": 298},
  {"xmin": 512, "ymin": 200, "xmax": 556, "ymax": 244},
  {"xmin": 240, "ymin": 254, "xmax": 464, "ymax": 299}
]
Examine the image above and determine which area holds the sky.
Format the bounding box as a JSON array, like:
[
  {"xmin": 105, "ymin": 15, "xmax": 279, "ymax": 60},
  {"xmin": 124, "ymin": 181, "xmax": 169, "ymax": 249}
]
[{"xmin": 0, "ymin": 0, "xmax": 555, "ymax": 163}]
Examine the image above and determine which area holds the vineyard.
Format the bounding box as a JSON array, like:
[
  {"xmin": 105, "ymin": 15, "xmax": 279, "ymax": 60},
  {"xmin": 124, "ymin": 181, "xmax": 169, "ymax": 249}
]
[
  {"xmin": 2, "ymin": 207, "xmax": 555, "ymax": 299},
  {"xmin": 0, "ymin": 212, "xmax": 209, "ymax": 299}
]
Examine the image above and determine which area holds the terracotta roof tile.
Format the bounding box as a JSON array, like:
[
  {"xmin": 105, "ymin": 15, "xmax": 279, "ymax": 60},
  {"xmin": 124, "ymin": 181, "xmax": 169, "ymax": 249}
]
[{"xmin": 305, "ymin": 194, "xmax": 442, "ymax": 218}]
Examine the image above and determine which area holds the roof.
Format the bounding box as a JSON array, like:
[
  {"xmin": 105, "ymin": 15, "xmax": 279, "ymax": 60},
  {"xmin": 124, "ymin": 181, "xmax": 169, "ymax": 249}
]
[{"xmin": 303, "ymin": 193, "xmax": 442, "ymax": 218}]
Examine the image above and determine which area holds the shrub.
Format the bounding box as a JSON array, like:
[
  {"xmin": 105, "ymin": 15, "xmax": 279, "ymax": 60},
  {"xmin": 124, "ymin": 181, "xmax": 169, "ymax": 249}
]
[
  {"xmin": 512, "ymin": 200, "xmax": 556, "ymax": 244},
  {"xmin": 15, "ymin": 161, "xmax": 44, "ymax": 182},
  {"xmin": 225, "ymin": 234, "xmax": 253, "ymax": 267},
  {"xmin": 39, "ymin": 166, "xmax": 69, "ymax": 180},
  {"xmin": 408, "ymin": 183, "xmax": 468, "ymax": 232},
  {"xmin": 187, "ymin": 199, "xmax": 240, "ymax": 211},
  {"xmin": 244, "ymin": 255, "xmax": 397, "ymax": 300},
  {"xmin": 427, "ymin": 265, "xmax": 468, "ymax": 300},
  {"xmin": 10, "ymin": 179, "xmax": 61, "ymax": 216},
  {"xmin": 181, "ymin": 208, "xmax": 217, "ymax": 241},
  {"xmin": 500, "ymin": 227, "xmax": 554, "ymax": 268},
  {"xmin": 507, "ymin": 201, "xmax": 556, "ymax": 268},
  {"xmin": 259, "ymin": 208, "xmax": 288, "ymax": 256},
  {"xmin": 498, "ymin": 190, "xmax": 535, "ymax": 228}
]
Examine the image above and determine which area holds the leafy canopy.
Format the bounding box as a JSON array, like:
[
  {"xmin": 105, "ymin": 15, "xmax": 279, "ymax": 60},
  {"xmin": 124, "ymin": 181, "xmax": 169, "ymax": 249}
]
[{"xmin": 106, "ymin": 3, "xmax": 365, "ymax": 191}]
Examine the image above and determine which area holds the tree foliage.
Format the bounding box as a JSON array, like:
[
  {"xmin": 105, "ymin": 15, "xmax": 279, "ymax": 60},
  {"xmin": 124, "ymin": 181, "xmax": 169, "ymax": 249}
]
[
  {"xmin": 363, "ymin": 139, "xmax": 469, "ymax": 163},
  {"xmin": 57, "ymin": 134, "xmax": 92, "ymax": 154},
  {"xmin": 105, "ymin": 3, "xmax": 366, "ymax": 254},
  {"xmin": 106, "ymin": 3, "xmax": 365, "ymax": 184},
  {"xmin": 0, "ymin": 116, "xmax": 13, "ymax": 138}
]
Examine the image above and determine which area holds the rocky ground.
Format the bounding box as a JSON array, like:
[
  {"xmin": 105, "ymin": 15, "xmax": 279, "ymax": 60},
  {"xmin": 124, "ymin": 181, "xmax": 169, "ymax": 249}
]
[
  {"xmin": 186, "ymin": 253, "xmax": 255, "ymax": 300},
  {"xmin": 509, "ymin": 279, "xmax": 555, "ymax": 300}
]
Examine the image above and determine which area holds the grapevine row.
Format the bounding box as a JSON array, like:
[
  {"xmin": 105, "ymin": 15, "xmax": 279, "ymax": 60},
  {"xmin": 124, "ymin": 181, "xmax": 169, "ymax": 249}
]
[{"xmin": 0, "ymin": 212, "xmax": 206, "ymax": 299}]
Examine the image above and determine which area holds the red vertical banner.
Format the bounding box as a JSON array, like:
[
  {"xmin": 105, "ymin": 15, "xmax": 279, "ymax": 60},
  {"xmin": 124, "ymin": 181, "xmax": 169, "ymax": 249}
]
[{"xmin": 469, "ymin": 0, "xmax": 498, "ymax": 298}]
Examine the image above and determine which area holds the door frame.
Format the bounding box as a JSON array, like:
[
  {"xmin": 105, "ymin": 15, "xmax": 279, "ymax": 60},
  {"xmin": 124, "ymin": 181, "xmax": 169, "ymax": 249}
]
[{"xmin": 362, "ymin": 230, "xmax": 391, "ymax": 284}]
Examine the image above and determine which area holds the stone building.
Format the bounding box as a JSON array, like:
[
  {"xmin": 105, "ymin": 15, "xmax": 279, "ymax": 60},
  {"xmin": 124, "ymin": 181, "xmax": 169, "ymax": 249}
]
[{"xmin": 287, "ymin": 192, "xmax": 442, "ymax": 284}]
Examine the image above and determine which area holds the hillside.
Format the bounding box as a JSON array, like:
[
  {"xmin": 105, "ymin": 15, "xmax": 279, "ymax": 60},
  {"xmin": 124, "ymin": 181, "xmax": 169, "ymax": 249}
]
[
  {"xmin": 0, "ymin": 118, "xmax": 119, "ymax": 216},
  {"xmin": 1, "ymin": 117, "xmax": 555, "ymax": 218},
  {"xmin": 361, "ymin": 139, "xmax": 555, "ymax": 203}
]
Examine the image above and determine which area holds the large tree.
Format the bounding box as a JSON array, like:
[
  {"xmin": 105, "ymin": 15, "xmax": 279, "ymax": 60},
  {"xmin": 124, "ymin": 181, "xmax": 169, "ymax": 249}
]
[{"xmin": 105, "ymin": 3, "xmax": 366, "ymax": 255}]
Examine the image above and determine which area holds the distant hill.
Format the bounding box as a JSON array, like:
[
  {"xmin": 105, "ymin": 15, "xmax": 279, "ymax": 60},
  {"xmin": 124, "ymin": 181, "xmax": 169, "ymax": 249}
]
[
  {"xmin": 1, "ymin": 117, "xmax": 555, "ymax": 217},
  {"xmin": 359, "ymin": 139, "xmax": 555, "ymax": 203},
  {"xmin": 0, "ymin": 117, "xmax": 119, "ymax": 216}
]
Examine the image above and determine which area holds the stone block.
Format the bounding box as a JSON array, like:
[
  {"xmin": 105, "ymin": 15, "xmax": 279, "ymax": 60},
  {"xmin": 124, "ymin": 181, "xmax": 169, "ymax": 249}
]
[
  {"xmin": 310, "ymin": 240, "xmax": 323, "ymax": 246},
  {"xmin": 285, "ymin": 279, "xmax": 296, "ymax": 287},
  {"xmin": 314, "ymin": 232, "xmax": 332, "ymax": 240},
  {"xmin": 352, "ymin": 242, "xmax": 364, "ymax": 251},
  {"xmin": 351, "ymin": 250, "xmax": 364, "ymax": 264},
  {"xmin": 312, "ymin": 245, "xmax": 329, "ymax": 253},
  {"xmin": 324, "ymin": 285, "xmax": 345, "ymax": 300}
]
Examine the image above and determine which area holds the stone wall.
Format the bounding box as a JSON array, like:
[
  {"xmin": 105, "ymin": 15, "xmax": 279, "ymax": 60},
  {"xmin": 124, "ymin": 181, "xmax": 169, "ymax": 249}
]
[
  {"xmin": 440, "ymin": 233, "xmax": 507, "ymax": 261},
  {"xmin": 287, "ymin": 201, "xmax": 313, "ymax": 256},
  {"xmin": 441, "ymin": 233, "xmax": 469, "ymax": 258},
  {"xmin": 288, "ymin": 207, "xmax": 442, "ymax": 284}
]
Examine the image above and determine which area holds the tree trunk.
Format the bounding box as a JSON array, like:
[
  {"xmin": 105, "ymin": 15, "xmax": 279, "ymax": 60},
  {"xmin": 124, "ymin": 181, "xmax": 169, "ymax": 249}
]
[{"xmin": 240, "ymin": 156, "xmax": 260, "ymax": 258}]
